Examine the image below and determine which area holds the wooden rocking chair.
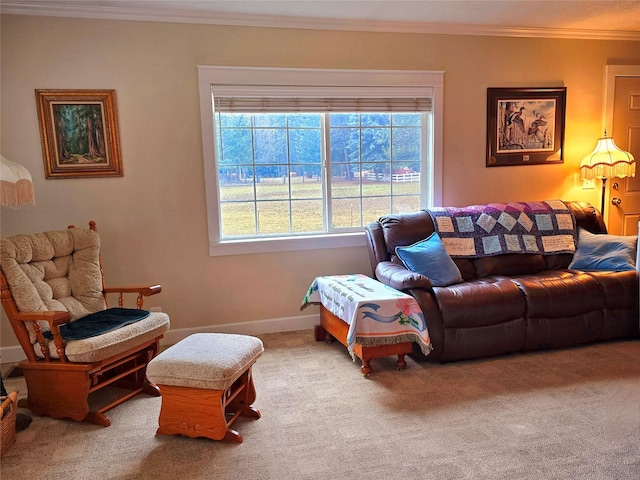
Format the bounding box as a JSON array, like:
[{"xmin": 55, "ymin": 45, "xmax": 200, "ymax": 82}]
[{"xmin": 0, "ymin": 222, "xmax": 170, "ymax": 426}]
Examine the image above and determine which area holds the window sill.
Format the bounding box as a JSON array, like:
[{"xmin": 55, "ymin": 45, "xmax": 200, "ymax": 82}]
[{"xmin": 209, "ymin": 232, "xmax": 367, "ymax": 256}]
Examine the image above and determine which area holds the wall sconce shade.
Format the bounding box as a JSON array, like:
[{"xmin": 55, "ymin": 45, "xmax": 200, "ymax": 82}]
[{"xmin": 0, "ymin": 155, "xmax": 36, "ymax": 208}]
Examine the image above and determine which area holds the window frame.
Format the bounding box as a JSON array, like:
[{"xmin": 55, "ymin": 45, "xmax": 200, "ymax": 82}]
[{"xmin": 198, "ymin": 66, "xmax": 444, "ymax": 256}]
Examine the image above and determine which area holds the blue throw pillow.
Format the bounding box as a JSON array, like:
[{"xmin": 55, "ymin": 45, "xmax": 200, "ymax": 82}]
[
  {"xmin": 395, "ymin": 233, "xmax": 463, "ymax": 286},
  {"xmin": 568, "ymin": 228, "xmax": 637, "ymax": 272}
]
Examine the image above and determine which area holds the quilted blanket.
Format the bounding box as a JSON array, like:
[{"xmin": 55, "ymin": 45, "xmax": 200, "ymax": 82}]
[{"xmin": 427, "ymin": 200, "xmax": 577, "ymax": 258}]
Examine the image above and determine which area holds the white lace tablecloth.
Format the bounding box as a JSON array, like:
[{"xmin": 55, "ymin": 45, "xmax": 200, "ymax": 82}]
[{"xmin": 301, "ymin": 274, "xmax": 432, "ymax": 355}]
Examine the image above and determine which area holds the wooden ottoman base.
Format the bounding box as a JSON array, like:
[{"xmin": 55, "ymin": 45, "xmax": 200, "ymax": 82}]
[{"xmin": 156, "ymin": 368, "xmax": 260, "ymax": 443}]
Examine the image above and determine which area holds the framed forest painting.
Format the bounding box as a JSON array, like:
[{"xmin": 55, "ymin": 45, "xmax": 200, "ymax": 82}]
[
  {"xmin": 486, "ymin": 87, "xmax": 566, "ymax": 167},
  {"xmin": 35, "ymin": 89, "xmax": 123, "ymax": 178}
]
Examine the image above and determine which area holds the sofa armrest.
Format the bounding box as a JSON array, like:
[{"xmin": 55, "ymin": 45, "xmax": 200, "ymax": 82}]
[{"xmin": 375, "ymin": 261, "xmax": 433, "ymax": 291}]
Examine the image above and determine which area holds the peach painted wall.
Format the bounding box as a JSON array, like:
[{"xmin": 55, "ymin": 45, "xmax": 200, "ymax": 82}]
[{"xmin": 1, "ymin": 14, "xmax": 639, "ymax": 351}]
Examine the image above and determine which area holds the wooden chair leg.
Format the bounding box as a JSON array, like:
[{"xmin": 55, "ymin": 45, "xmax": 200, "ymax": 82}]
[
  {"xmin": 84, "ymin": 412, "xmax": 111, "ymax": 427},
  {"xmin": 223, "ymin": 429, "xmax": 243, "ymax": 443}
]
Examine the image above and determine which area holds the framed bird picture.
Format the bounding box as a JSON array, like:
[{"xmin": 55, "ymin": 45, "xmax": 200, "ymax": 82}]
[{"xmin": 486, "ymin": 87, "xmax": 566, "ymax": 167}]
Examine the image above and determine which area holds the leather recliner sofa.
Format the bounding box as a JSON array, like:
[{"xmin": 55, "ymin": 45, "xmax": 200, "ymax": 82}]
[{"xmin": 365, "ymin": 201, "xmax": 639, "ymax": 363}]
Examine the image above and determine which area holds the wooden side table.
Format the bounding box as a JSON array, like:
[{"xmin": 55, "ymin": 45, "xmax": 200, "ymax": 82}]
[{"xmin": 302, "ymin": 274, "xmax": 432, "ymax": 376}]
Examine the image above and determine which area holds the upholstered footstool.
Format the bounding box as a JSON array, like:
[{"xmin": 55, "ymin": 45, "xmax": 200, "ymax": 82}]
[{"xmin": 146, "ymin": 333, "xmax": 264, "ymax": 443}]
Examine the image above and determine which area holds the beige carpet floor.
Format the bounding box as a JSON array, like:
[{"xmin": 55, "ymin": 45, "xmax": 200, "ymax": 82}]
[{"xmin": 1, "ymin": 330, "xmax": 639, "ymax": 480}]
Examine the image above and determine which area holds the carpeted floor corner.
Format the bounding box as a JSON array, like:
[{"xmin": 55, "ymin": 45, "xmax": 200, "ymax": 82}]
[{"xmin": 1, "ymin": 330, "xmax": 639, "ymax": 480}]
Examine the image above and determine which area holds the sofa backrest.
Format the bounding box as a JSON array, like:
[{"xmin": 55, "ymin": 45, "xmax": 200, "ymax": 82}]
[{"xmin": 364, "ymin": 201, "xmax": 606, "ymax": 280}]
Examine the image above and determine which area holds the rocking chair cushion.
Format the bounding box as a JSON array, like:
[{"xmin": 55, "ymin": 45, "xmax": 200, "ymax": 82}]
[
  {"xmin": 42, "ymin": 308, "xmax": 151, "ymax": 340},
  {"xmin": 0, "ymin": 228, "xmax": 106, "ymax": 343},
  {"xmin": 38, "ymin": 311, "xmax": 170, "ymax": 363}
]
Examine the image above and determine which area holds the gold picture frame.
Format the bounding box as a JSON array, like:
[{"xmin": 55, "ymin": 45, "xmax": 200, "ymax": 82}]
[{"xmin": 35, "ymin": 89, "xmax": 123, "ymax": 178}]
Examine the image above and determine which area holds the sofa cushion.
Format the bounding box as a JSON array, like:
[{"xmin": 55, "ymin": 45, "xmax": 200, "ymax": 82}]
[
  {"xmin": 568, "ymin": 228, "xmax": 637, "ymax": 272},
  {"xmin": 510, "ymin": 271, "xmax": 603, "ymax": 316},
  {"xmin": 474, "ymin": 253, "xmax": 547, "ymax": 278},
  {"xmin": 433, "ymin": 277, "xmax": 526, "ymax": 328},
  {"xmin": 582, "ymin": 270, "xmax": 640, "ymax": 340},
  {"xmin": 395, "ymin": 233, "xmax": 463, "ymax": 287}
]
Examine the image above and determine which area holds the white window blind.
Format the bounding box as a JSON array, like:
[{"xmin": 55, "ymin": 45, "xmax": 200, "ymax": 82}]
[
  {"xmin": 214, "ymin": 96, "xmax": 432, "ymax": 113},
  {"xmin": 212, "ymin": 85, "xmax": 434, "ymax": 113}
]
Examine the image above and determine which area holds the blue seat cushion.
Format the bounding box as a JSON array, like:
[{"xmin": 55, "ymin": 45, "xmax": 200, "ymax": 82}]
[{"xmin": 42, "ymin": 307, "xmax": 150, "ymax": 340}]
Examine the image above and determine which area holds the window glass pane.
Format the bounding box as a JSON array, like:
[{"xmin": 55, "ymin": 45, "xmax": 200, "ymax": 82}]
[
  {"xmin": 362, "ymin": 177, "xmax": 391, "ymax": 197},
  {"xmin": 292, "ymin": 199, "xmax": 324, "ymax": 233},
  {"xmin": 219, "ymin": 113, "xmax": 251, "ymax": 128},
  {"xmin": 219, "ymin": 169, "xmax": 255, "ymax": 201},
  {"xmin": 390, "ymin": 162, "xmax": 420, "ymax": 195},
  {"xmin": 361, "ymin": 113, "xmax": 390, "ymax": 127},
  {"xmin": 361, "ymin": 127, "xmax": 390, "ymax": 162},
  {"xmin": 256, "ymin": 167, "xmax": 289, "ymax": 200},
  {"xmin": 289, "ymin": 128, "xmax": 321, "ymax": 164},
  {"xmin": 253, "ymin": 113, "xmax": 286, "ymax": 128},
  {"xmin": 290, "ymin": 175, "xmax": 322, "ymax": 200},
  {"xmin": 362, "ymin": 196, "xmax": 391, "ymax": 225},
  {"xmin": 254, "ymin": 129, "xmax": 287, "ymax": 164},
  {"xmin": 257, "ymin": 201, "xmax": 291, "ymax": 235},
  {"xmin": 330, "ymin": 127, "xmax": 360, "ymax": 163},
  {"xmin": 331, "ymin": 165, "xmax": 360, "ymax": 199},
  {"xmin": 330, "ymin": 163, "xmax": 360, "ymax": 187},
  {"xmin": 392, "ymin": 113, "xmax": 421, "ymax": 126},
  {"xmin": 392, "ymin": 195, "xmax": 421, "ymax": 214},
  {"xmin": 220, "ymin": 128, "xmax": 252, "ymax": 165},
  {"xmin": 329, "ymin": 113, "xmax": 359, "ymax": 127},
  {"xmin": 332, "ymin": 198, "xmax": 362, "ymax": 228},
  {"xmin": 392, "ymin": 126, "xmax": 421, "ymax": 161},
  {"xmin": 288, "ymin": 114, "xmax": 321, "ymax": 128},
  {"xmin": 297, "ymin": 163, "xmax": 322, "ymax": 180},
  {"xmin": 391, "ymin": 179, "xmax": 420, "ymax": 196},
  {"xmin": 393, "ymin": 160, "xmax": 421, "ymax": 174},
  {"xmin": 362, "ymin": 162, "xmax": 390, "ymax": 183},
  {"xmin": 221, "ymin": 202, "xmax": 256, "ymax": 237}
]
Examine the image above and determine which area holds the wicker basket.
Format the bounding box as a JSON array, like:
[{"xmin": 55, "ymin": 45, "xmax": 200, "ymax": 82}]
[{"xmin": 0, "ymin": 391, "xmax": 18, "ymax": 455}]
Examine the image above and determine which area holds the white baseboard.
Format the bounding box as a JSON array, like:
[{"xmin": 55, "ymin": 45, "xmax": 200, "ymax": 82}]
[
  {"xmin": 0, "ymin": 313, "xmax": 320, "ymax": 364},
  {"xmin": 161, "ymin": 312, "xmax": 319, "ymax": 346}
]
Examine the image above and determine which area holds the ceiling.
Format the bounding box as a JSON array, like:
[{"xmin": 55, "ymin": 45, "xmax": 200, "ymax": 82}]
[{"xmin": 2, "ymin": 0, "xmax": 640, "ymax": 40}]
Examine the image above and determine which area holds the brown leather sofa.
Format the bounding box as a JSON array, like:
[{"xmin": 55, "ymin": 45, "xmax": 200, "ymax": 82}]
[{"xmin": 365, "ymin": 201, "xmax": 639, "ymax": 363}]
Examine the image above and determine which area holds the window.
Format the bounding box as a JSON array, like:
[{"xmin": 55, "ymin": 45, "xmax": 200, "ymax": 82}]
[{"xmin": 198, "ymin": 67, "xmax": 443, "ymax": 255}]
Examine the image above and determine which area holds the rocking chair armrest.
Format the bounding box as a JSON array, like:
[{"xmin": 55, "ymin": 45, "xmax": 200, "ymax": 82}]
[
  {"xmin": 103, "ymin": 285, "xmax": 162, "ymax": 297},
  {"xmin": 14, "ymin": 310, "xmax": 71, "ymax": 326}
]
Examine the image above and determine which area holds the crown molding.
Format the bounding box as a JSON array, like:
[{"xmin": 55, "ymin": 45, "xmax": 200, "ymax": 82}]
[{"xmin": 2, "ymin": 2, "xmax": 639, "ymax": 41}]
